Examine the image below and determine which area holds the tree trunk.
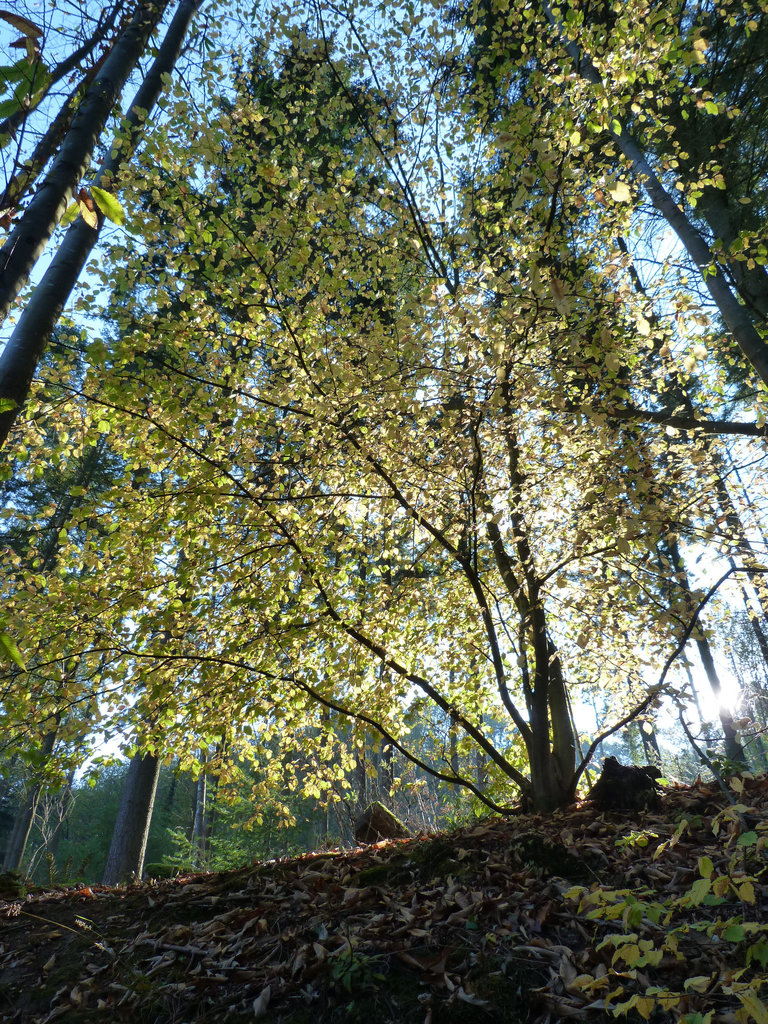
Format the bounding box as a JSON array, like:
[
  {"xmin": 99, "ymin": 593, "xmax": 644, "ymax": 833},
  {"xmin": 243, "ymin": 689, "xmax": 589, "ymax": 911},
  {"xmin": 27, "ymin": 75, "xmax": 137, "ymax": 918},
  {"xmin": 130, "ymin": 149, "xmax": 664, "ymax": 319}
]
[
  {"xmin": 2, "ymin": 784, "xmax": 42, "ymax": 874},
  {"xmin": 665, "ymin": 539, "xmax": 748, "ymax": 766},
  {"xmin": 637, "ymin": 719, "xmax": 662, "ymax": 767},
  {"xmin": 542, "ymin": 0, "xmax": 768, "ymax": 387},
  {"xmin": 191, "ymin": 751, "xmax": 208, "ymax": 869},
  {"xmin": 693, "ymin": 189, "xmax": 768, "ymax": 323},
  {"xmin": 0, "ymin": 0, "xmax": 203, "ymax": 446},
  {"xmin": 39, "ymin": 772, "xmax": 76, "ymax": 863},
  {"xmin": 548, "ymin": 641, "xmax": 578, "ymax": 790},
  {"xmin": 1, "ymin": 727, "xmax": 58, "ymax": 873},
  {"xmin": 0, "ymin": 2, "xmax": 125, "ymax": 151},
  {"xmin": 0, "ymin": 0, "xmax": 169, "ymax": 325},
  {"xmin": 102, "ymin": 752, "xmax": 161, "ymax": 885},
  {"xmin": 354, "ymin": 729, "xmax": 368, "ymax": 814},
  {"xmin": 379, "ymin": 741, "xmax": 395, "ymax": 804},
  {"xmin": 448, "ymin": 711, "xmax": 459, "ymax": 776},
  {"xmin": 695, "ymin": 637, "xmax": 747, "ymax": 765}
]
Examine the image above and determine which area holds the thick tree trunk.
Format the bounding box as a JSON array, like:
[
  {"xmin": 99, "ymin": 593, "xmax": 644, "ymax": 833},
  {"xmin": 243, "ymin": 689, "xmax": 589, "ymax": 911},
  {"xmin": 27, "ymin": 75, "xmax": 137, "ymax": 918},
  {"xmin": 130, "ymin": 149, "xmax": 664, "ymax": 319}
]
[
  {"xmin": 0, "ymin": 0, "xmax": 202, "ymax": 447},
  {"xmin": 0, "ymin": 0, "xmax": 169, "ymax": 325},
  {"xmin": 102, "ymin": 752, "xmax": 161, "ymax": 885},
  {"xmin": 0, "ymin": 2, "xmax": 125, "ymax": 150},
  {"xmin": 694, "ymin": 189, "xmax": 768, "ymax": 323},
  {"xmin": 547, "ymin": 641, "xmax": 578, "ymax": 791}
]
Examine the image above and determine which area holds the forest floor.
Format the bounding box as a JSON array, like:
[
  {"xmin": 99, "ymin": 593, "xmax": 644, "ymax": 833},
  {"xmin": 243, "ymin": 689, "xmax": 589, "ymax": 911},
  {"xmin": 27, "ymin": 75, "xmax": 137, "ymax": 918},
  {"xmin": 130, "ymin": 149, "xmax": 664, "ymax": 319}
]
[{"xmin": 1, "ymin": 773, "xmax": 767, "ymax": 1024}]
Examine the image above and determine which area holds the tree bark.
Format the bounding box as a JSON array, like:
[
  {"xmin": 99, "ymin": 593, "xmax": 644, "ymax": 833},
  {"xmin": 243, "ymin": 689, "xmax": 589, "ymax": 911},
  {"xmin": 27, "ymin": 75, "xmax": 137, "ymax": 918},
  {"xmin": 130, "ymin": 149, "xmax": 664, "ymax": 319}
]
[
  {"xmin": 2, "ymin": 785, "xmax": 42, "ymax": 874},
  {"xmin": 0, "ymin": 0, "xmax": 169, "ymax": 325},
  {"xmin": 102, "ymin": 752, "xmax": 161, "ymax": 884},
  {"xmin": 0, "ymin": 0, "xmax": 202, "ymax": 447}
]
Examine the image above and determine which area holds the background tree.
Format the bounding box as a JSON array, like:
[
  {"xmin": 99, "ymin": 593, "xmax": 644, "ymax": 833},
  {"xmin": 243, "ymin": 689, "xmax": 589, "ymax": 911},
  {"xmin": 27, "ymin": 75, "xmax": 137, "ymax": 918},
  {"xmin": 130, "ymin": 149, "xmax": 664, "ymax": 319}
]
[{"xmin": 0, "ymin": 0, "xmax": 203, "ymax": 446}]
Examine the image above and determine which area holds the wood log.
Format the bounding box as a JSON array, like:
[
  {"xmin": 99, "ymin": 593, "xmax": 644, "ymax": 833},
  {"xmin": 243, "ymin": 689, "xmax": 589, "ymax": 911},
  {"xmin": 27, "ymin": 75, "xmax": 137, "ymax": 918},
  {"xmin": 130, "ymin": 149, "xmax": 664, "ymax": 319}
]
[
  {"xmin": 354, "ymin": 801, "xmax": 410, "ymax": 844},
  {"xmin": 588, "ymin": 756, "xmax": 663, "ymax": 810}
]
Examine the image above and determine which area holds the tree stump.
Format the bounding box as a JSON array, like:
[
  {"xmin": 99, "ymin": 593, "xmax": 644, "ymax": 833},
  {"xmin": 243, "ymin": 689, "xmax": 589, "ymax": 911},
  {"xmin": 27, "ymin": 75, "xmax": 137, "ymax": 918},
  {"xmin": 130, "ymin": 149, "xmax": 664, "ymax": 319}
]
[
  {"xmin": 354, "ymin": 801, "xmax": 410, "ymax": 844},
  {"xmin": 588, "ymin": 756, "xmax": 663, "ymax": 810}
]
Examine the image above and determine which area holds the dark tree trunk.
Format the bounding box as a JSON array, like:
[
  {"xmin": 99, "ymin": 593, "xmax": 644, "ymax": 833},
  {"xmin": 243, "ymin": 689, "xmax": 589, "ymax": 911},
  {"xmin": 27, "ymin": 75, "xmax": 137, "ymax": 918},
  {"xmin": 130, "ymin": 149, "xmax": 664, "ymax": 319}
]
[
  {"xmin": 696, "ymin": 637, "xmax": 747, "ymax": 766},
  {"xmin": 1, "ymin": 728, "xmax": 57, "ymax": 873},
  {"xmin": 379, "ymin": 741, "xmax": 395, "ymax": 804},
  {"xmin": 0, "ymin": 0, "xmax": 203, "ymax": 447},
  {"xmin": 0, "ymin": 0, "xmax": 169, "ymax": 324},
  {"xmin": 2, "ymin": 784, "xmax": 42, "ymax": 874},
  {"xmin": 102, "ymin": 752, "xmax": 161, "ymax": 885}
]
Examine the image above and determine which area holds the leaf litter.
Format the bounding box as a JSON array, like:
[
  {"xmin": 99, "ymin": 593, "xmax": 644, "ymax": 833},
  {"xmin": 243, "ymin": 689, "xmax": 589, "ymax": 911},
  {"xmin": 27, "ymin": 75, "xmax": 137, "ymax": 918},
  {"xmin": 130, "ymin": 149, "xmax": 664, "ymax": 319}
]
[{"xmin": 1, "ymin": 772, "xmax": 767, "ymax": 1023}]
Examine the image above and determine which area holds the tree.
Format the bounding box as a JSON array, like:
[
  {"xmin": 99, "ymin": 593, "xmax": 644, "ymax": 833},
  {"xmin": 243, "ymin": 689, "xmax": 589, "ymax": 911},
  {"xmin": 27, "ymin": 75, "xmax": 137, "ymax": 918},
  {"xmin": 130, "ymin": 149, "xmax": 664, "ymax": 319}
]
[
  {"xmin": 64, "ymin": 17, "xmax": 730, "ymax": 811},
  {"xmin": 101, "ymin": 751, "xmax": 161, "ymax": 884},
  {"xmin": 1, "ymin": 2, "xmax": 127, "ymax": 206},
  {"xmin": 0, "ymin": 0, "xmax": 203, "ymax": 446},
  {"xmin": 2, "ymin": 2, "xmax": 766, "ymax": 823}
]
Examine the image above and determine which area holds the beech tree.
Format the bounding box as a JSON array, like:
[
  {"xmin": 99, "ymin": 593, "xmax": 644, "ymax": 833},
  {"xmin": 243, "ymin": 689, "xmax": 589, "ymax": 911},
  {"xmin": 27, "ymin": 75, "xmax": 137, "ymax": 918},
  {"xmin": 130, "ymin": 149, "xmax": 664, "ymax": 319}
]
[{"xmin": 2, "ymin": 1, "xmax": 766, "ymax": 821}]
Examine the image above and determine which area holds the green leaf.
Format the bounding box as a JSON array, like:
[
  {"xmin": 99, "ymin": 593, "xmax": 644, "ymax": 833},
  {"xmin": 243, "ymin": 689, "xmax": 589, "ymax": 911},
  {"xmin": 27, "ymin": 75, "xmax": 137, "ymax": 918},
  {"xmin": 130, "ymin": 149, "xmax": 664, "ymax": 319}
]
[
  {"xmin": 697, "ymin": 855, "xmax": 714, "ymax": 878},
  {"xmin": 0, "ymin": 96, "xmax": 21, "ymax": 119},
  {"xmin": 688, "ymin": 878, "xmax": 711, "ymax": 905},
  {"xmin": 0, "ymin": 57, "xmax": 35, "ymax": 86},
  {"xmin": 60, "ymin": 201, "xmax": 80, "ymax": 226},
  {"xmin": 737, "ymin": 831, "xmax": 758, "ymax": 847},
  {"xmin": 0, "ymin": 632, "xmax": 25, "ymax": 671},
  {"xmin": 91, "ymin": 186, "xmax": 126, "ymax": 226}
]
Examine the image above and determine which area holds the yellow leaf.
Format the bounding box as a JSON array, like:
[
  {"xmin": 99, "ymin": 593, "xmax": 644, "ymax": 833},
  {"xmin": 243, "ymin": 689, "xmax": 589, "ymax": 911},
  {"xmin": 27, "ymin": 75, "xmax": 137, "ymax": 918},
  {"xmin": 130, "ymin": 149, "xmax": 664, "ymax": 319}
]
[
  {"xmin": 635, "ymin": 996, "xmax": 655, "ymax": 1020},
  {"xmin": 739, "ymin": 880, "xmax": 756, "ymax": 904},
  {"xmin": 737, "ymin": 989, "xmax": 768, "ymax": 1024},
  {"xmin": 569, "ymin": 130, "xmax": 581, "ymax": 146},
  {"xmin": 79, "ymin": 200, "xmax": 98, "ymax": 229},
  {"xmin": 614, "ymin": 943, "xmax": 640, "ymax": 966},
  {"xmin": 684, "ymin": 976, "xmax": 711, "ymax": 993},
  {"xmin": 698, "ymin": 856, "xmax": 714, "ymax": 879},
  {"xmin": 713, "ymin": 876, "xmax": 730, "ymax": 897},
  {"xmin": 609, "ymin": 181, "xmax": 632, "ymax": 203}
]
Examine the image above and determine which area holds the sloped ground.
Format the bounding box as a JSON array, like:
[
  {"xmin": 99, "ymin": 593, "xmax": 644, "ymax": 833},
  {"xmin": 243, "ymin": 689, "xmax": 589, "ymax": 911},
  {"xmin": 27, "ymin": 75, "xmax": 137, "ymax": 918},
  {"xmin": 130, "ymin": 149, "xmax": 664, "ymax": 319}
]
[{"xmin": 1, "ymin": 774, "xmax": 767, "ymax": 1024}]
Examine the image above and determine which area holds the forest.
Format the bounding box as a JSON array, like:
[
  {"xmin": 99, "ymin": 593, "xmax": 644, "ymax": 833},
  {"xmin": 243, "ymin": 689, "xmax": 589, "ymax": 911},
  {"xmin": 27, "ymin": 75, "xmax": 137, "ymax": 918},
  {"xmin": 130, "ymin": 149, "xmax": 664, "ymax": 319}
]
[{"xmin": 1, "ymin": 0, "xmax": 768, "ymax": 1020}]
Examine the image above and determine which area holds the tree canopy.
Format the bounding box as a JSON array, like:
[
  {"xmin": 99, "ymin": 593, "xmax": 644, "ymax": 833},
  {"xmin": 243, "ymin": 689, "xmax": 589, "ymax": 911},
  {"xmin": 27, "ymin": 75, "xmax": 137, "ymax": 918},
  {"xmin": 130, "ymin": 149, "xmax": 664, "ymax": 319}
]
[{"xmin": 1, "ymin": 0, "xmax": 767, "ymax": 826}]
